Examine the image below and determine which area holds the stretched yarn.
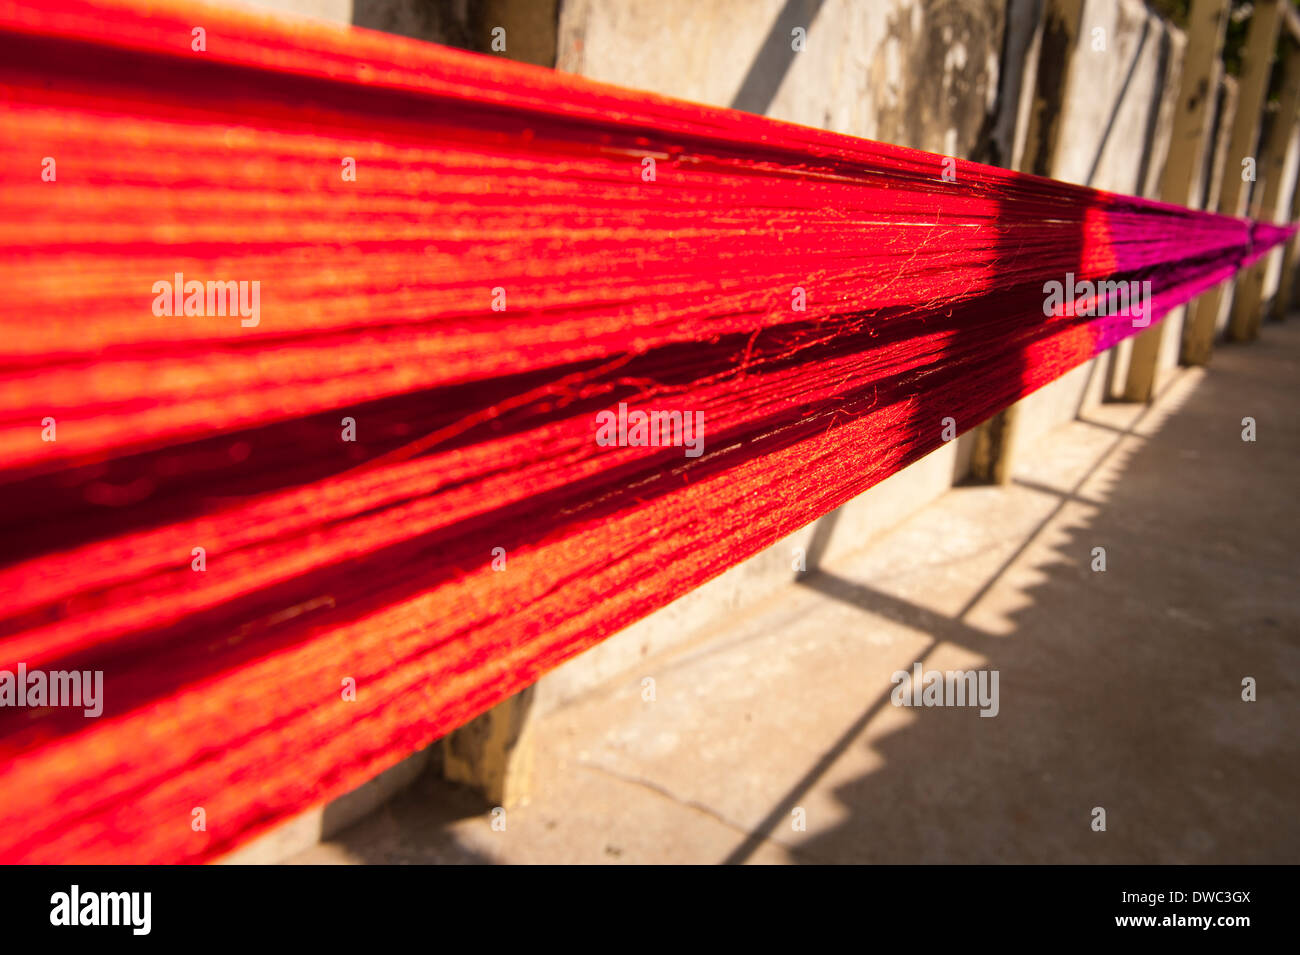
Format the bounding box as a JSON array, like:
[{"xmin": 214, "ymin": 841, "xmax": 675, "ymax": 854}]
[{"xmin": 0, "ymin": 0, "xmax": 1292, "ymax": 862}]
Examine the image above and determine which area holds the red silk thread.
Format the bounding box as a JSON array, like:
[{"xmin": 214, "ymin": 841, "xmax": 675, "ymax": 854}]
[{"xmin": 0, "ymin": 0, "xmax": 1294, "ymax": 862}]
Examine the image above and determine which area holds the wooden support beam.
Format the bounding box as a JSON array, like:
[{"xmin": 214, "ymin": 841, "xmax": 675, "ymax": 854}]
[
  {"xmin": 1156, "ymin": 0, "xmax": 1230, "ymax": 209},
  {"xmin": 1284, "ymin": 3, "xmax": 1300, "ymax": 45},
  {"xmin": 1017, "ymin": 0, "xmax": 1085, "ymax": 179},
  {"xmin": 1227, "ymin": 40, "xmax": 1300, "ymax": 340},
  {"xmin": 970, "ymin": 403, "xmax": 1021, "ymax": 485},
  {"xmin": 480, "ymin": 0, "xmax": 558, "ymax": 68},
  {"xmin": 972, "ymin": 0, "xmax": 1081, "ymax": 483},
  {"xmin": 1272, "ymin": 163, "xmax": 1300, "ymax": 320},
  {"xmin": 1202, "ymin": 74, "xmax": 1239, "ymax": 212},
  {"xmin": 441, "ymin": 685, "xmax": 537, "ymax": 808},
  {"xmin": 1182, "ymin": 0, "xmax": 1284, "ymax": 358},
  {"xmin": 1125, "ymin": 0, "xmax": 1230, "ymax": 402},
  {"xmin": 1219, "ymin": 0, "xmax": 1284, "ymax": 218},
  {"xmin": 427, "ymin": 0, "xmax": 559, "ymax": 817},
  {"xmin": 1183, "ymin": 74, "xmax": 1239, "ymax": 362}
]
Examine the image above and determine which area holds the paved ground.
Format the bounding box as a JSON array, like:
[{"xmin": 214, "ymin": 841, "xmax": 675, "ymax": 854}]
[{"xmin": 290, "ymin": 319, "xmax": 1300, "ymax": 864}]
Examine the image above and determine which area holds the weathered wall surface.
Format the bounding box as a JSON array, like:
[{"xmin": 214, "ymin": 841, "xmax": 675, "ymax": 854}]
[
  {"xmin": 245, "ymin": 0, "xmax": 352, "ymax": 22},
  {"xmin": 557, "ymin": 0, "xmax": 1005, "ymax": 157},
  {"xmin": 1051, "ymin": 0, "xmax": 1180, "ymax": 193}
]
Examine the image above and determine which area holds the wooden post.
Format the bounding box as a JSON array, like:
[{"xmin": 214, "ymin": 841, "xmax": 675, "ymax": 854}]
[
  {"xmin": 1182, "ymin": 0, "xmax": 1284, "ymax": 358},
  {"xmin": 972, "ymin": 0, "xmax": 1082, "ymax": 483},
  {"xmin": 1218, "ymin": 0, "xmax": 1284, "ymax": 218},
  {"xmin": 441, "ymin": 685, "xmax": 537, "ymax": 808},
  {"xmin": 1272, "ymin": 164, "xmax": 1300, "ymax": 320},
  {"xmin": 1124, "ymin": 0, "xmax": 1230, "ymax": 401},
  {"xmin": 432, "ymin": 0, "xmax": 558, "ymax": 813},
  {"xmin": 970, "ymin": 403, "xmax": 1021, "ymax": 485},
  {"xmin": 1227, "ymin": 40, "xmax": 1300, "ymax": 340},
  {"xmin": 1202, "ymin": 74, "xmax": 1239, "ymax": 211},
  {"xmin": 1016, "ymin": 0, "xmax": 1085, "ymax": 180},
  {"xmin": 1183, "ymin": 74, "xmax": 1240, "ymax": 362},
  {"xmin": 1264, "ymin": 5, "xmax": 1300, "ymax": 321},
  {"xmin": 480, "ymin": 0, "xmax": 558, "ymax": 68}
]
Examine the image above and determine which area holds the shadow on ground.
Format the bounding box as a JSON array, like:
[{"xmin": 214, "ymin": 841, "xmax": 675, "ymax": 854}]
[{"xmin": 772, "ymin": 320, "xmax": 1299, "ymax": 864}]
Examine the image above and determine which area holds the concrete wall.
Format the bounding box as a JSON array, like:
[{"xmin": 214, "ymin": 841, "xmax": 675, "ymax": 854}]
[
  {"xmin": 557, "ymin": 0, "xmax": 1004, "ymax": 156},
  {"xmin": 1050, "ymin": 0, "xmax": 1180, "ymax": 192},
  {"xmin": 246, "ymin": 0, "xmax": 351, "ymax": 22}
]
